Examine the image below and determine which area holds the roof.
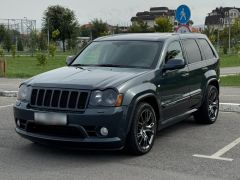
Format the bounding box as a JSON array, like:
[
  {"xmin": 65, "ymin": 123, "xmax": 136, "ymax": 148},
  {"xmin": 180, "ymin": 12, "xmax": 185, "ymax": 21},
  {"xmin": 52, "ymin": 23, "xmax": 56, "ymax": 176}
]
[
  {"xmin": 94, "ymin": 33, "xmax": 207, "ymax": 42},
  {"xmin": 150, "ymin": 7, "xmax": 169, "ymax": 11},
  {"xmin": 205, "ymin": 15, "xmax": 222, "ymax": 25}
]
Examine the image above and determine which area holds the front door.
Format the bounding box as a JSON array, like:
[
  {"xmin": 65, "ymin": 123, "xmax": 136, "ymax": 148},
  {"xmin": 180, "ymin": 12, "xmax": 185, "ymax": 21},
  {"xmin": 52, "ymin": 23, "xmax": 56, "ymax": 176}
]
[{"xmin": 158, "ymin": 41, "xmax": 190, "ymax": 121}]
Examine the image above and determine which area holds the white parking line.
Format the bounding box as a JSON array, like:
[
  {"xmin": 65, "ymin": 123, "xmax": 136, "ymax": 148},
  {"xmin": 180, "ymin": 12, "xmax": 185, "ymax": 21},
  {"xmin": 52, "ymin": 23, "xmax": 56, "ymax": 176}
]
[
  {"xmin": 193, "ymin": 137, "xmax": 240, "ymax": 161},
  {"xmin": 0, "ymin": 104, "xmax": 13, "ymax": 109}
]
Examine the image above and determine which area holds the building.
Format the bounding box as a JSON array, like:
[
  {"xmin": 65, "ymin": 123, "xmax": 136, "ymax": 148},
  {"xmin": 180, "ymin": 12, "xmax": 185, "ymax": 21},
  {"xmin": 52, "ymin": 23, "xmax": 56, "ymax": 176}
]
[
  {"xmin": 205, "ymin": 7, "xmax": 240, "ymax": 29},
  {"xmin": 131, "ymin": 7, "xmax": 177, "ymax": 28}
]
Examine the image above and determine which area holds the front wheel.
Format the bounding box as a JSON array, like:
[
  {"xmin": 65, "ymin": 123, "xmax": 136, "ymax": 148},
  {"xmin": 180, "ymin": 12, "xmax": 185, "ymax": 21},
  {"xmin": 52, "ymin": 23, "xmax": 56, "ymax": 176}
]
[
  {"xmin": 126, "ymin": 102, "xmax": 157, "ymax": 155},
  {"xmin": 194, "ymin": 85, "xmax": 219, "ymax": 124}
]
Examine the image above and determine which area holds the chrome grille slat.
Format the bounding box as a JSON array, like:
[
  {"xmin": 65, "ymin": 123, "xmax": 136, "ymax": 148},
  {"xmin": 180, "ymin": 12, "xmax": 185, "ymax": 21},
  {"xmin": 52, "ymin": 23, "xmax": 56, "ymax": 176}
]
[{"xmin": 30, "ymin": 88, "xmax": 89, "ymax": 111}]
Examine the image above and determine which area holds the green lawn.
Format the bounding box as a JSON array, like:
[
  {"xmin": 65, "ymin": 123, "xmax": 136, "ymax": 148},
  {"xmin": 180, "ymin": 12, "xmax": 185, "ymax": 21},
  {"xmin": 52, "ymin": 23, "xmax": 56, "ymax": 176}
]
[
  {"xmin": 220, "ymin": 74, "xmax": 240, "ymax": 87},
  {"xmin": 1, "ymin": 53, "xmax": 240, "ymax": 78},
  {"xmin": 220, "ymin": 55, "xmax": 240, "ymax": 67},
  {"xmin": 5, "ymin": 56, "xmax": 67, "ymax": 78}
]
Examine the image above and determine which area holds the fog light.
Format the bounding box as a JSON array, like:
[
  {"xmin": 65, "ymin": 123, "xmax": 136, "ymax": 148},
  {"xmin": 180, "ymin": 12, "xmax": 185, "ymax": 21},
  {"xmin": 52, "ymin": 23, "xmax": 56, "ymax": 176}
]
[
  {"xmin": 100, "ymin": 127, "xmax": 108, "ymax": 136},
  {"xmin": 16, "ymin": 119, "xmax": 20, "ymax": 127}
]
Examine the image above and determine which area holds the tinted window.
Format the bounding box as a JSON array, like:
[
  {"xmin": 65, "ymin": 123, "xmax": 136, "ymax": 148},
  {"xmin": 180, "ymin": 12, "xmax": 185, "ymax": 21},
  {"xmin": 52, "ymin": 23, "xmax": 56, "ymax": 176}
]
[
  {"xmin": 165, "ymin": 41, "xmax": 184, "ymax": 62},
  {"xmin": 198, "ymin": 39, "xmax": 216, "ymax": 60},
  {"xmin": 72, "ymin": 41, "xmax": 163, "ymax": 68},
  {"xmin": 182, "ymin": 39, "xmax": 202, "ymax": 64}
]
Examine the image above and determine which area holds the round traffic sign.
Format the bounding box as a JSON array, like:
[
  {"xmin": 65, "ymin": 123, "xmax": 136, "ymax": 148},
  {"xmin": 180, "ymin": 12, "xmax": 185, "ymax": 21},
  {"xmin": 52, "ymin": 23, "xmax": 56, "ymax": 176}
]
[
  {"xmin": 176, "ymin": 5, "xmax": 191, "ymax": 24},
  {"xmin": 176, "ymin": 25, "xmax": 191, "ymax": 33}
]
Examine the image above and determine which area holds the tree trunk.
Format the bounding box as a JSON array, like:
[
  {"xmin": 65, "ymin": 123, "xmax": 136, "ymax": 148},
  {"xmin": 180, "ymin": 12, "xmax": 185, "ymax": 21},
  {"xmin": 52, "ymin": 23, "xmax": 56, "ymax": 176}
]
[{"xmin": 62, "ymin": 39, "xmax": 65, "ymax": 52}]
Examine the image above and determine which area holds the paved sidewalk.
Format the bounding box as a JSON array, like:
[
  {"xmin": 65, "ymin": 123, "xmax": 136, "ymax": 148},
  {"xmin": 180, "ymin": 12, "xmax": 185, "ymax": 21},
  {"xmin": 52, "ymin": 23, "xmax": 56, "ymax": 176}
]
[
  {"xmin": 0, "ymin": 78, "xmax": 25, "ymax": 91},
  {"xmin": 220, "ymin": 67, "xmax": 240, "ymax": 75}
]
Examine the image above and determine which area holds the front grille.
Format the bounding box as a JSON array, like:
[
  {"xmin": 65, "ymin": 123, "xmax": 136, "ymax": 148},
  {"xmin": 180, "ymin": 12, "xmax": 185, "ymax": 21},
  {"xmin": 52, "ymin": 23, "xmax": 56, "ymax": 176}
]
[{"xmin": 30, "ymin": 88, "xmax": 89, "ymax": 111}]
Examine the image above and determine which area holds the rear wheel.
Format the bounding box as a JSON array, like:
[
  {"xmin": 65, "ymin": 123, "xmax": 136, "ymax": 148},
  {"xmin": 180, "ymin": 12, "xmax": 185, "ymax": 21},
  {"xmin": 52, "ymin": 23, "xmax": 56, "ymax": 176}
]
[
  {"xmin": 126, "ymin": 102, "xmax": 157, "ymax": 155},
  {"xmin": 194, "ymin": 85, "xmax": 219, "ymax": 124}
]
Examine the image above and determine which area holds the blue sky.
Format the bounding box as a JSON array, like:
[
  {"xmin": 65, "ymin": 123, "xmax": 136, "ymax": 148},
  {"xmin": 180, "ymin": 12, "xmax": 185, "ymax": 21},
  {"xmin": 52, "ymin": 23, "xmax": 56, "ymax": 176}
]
[{"xmin": 0, "ymin": 0, "xmax": 239, "ymax": 28}]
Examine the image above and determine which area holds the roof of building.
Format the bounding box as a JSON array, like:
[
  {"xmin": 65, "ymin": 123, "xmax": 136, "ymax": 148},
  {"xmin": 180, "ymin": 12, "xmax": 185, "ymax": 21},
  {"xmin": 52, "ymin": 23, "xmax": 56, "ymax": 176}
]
[
  {"xmin": 150, "ymin": 7, "xmax": 169, "ymax": 11},
  {"xmin": 205, "ymin": 15, "xmax": 222, "ymax": 25}
]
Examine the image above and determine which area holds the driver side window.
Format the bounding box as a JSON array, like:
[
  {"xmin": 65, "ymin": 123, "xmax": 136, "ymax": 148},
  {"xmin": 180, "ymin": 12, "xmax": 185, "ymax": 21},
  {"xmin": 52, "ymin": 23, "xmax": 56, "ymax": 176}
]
[{"xmin": 165, "ymin": 41, "xmax": 184, "ymax": 63}]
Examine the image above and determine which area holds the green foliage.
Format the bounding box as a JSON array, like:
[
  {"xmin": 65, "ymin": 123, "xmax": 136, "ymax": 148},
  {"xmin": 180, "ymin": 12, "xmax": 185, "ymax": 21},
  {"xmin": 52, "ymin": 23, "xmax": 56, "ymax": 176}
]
[
  {"xmin": 3, "ymin": 30, "xmax": 12, "ymax": 52},
  {"xmin": 220, "ymin": 74, "xmax": 240, "ymax": 87},
  {"xmin": 91, "ymin": 19, "xmax": 108, "ymax": 39},
  {"xmin": 52, "ymin": 29, "xmax": 60, "ymax": 40},
  {"xmin": 29, "ymin": 31, "xmax": 37, "ymax": 56},
  {"xmin": 154, "ymin": 17, "xmax": 173, "ymax": 32},
  {"xmin": 48, "ymin": 43, "xmax": 57, "ymax": 58},
  {"xmin": 37, "ymin": 32, "xmax": 48, "ymax": 51},
  {"xmin": 42, "ymin": 5, "xmax": 79, "ymax": 52},
  {"xmin": 17, "ymin": 37, "xmax": 24, "ymax": 51},
  {"xmin": 0, "ymin": 25, "xmax": 6, "ymax": 43},
  {"xmin": 129, "ymin": 20, "xmax": 152, "ymax": 33},
  {"xmin": 11, "ymin": 45, "xmax": 16, "ymax": 58},
  {"xmin": 0, "ymin": 47, "xmax": 4, "ymax": 57},
  {"xmin": 36, "ymin": 53, "xmax": 48, "ymax": 66}
]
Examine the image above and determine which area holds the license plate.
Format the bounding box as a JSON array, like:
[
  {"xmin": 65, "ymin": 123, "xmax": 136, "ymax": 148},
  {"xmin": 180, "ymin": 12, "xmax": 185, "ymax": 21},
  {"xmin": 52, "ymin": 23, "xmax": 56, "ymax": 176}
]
[{"xmin": 34, "ymin": 112, "xmax": 67, "ymax": 125}]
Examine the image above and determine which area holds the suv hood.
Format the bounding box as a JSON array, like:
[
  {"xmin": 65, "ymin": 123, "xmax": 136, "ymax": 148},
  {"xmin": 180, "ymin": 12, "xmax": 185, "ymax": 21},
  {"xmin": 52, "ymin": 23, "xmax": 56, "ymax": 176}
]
[{"xmin": 26, "ymin": 66, "xmax": 148, "ymax": 90}]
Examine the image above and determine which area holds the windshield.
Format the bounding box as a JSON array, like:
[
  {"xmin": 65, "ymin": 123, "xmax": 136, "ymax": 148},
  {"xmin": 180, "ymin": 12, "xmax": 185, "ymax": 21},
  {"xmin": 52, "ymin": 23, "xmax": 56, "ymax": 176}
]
[{"xmin": 72, "ymin": 41, "xmax": 163, "ymax": 68}]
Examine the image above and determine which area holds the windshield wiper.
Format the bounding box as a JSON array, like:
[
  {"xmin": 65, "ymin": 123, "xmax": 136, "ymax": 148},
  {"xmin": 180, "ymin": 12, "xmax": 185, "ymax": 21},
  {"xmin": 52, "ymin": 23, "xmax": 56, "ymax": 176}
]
[{"xmin": 70, "ymin": 64, "xmax": 89, "ymax": 70}]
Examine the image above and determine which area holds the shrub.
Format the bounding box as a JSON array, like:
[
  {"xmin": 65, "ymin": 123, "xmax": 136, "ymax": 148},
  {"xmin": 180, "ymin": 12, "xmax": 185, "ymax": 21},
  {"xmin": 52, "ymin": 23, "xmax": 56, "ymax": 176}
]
[
  {"xmin": 11, "ymin": 45, "xmax": 16, "ymax": 58},
  {"xmin": 48, "ymin": 43, "xmax": 57, "ymax": 58},
  {"xmin": 0, "ymin": 48, "xmax": 4, "ymax": 57},
  {"xmin": 36, "ymin": 53, "xmax": 47, "ymax": 66}
]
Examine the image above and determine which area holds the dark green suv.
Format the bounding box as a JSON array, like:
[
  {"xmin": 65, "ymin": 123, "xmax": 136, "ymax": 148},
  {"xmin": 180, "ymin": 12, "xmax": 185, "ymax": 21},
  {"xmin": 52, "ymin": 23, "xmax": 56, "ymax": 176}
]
[{"xmin": 14, "ymin": 33, "xmax": 220, "ymax": 155}]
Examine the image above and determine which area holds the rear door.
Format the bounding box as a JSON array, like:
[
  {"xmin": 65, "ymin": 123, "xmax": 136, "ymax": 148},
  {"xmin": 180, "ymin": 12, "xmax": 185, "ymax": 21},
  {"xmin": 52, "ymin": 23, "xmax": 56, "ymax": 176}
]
[{"xmin": 181, "ymin": 39, "xmax": 207, "ymax": 108}]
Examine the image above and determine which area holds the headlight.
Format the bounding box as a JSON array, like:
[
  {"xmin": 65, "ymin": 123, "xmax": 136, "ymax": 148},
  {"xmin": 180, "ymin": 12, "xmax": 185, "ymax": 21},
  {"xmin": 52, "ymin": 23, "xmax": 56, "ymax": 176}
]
[
  {"xmin": 17, "ymin": 84, "xmax": 30, "ymax": 101},
  {"xmin": 89, "ymin": 89, "xmax": 123, "ymax": 107}
]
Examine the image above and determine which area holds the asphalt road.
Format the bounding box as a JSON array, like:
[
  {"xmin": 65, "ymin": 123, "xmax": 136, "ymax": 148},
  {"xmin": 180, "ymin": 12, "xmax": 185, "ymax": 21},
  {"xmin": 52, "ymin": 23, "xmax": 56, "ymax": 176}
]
[{"xmin": 0, "ymin": 97, "xmax": 240, "ymax": 180}]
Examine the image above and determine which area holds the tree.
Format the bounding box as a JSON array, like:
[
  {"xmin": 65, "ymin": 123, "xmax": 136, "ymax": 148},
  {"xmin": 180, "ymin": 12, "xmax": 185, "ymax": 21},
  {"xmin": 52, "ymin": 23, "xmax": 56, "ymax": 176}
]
[
  {"xmin": 91, "ymin": 19, "xmax": 108, "ymax": 39},
  {"xmin": 129, "ymin": 20, "xmax": 153, "ymax": 33},
  {"xmin": 42, "ymin": 5, "xmax": 79, "ymax": 52},
  {"xmin": 48, "ymin": 43, "xmax": 56, "ymax": 58},
  {"xmin": 17, "ymin": 37, "xmax": 24, "ymax": 51},
  {"xmin": 0, "ymin": 25, "xmax": 6, "ymax": 43},
  {"xmin": 154, "ymin": 17, "xmax": 173, "ymax": 32},
  {"xmin": 29, "ymin": 31, "xmax": 37, "ymax": 56},
  {"xmin": 37, "ymin": 32, "xmax": 48, "ymax": 51},
  {"xmin": 3, "ymin": 30, "xmax": 12, "ymax": 52}
]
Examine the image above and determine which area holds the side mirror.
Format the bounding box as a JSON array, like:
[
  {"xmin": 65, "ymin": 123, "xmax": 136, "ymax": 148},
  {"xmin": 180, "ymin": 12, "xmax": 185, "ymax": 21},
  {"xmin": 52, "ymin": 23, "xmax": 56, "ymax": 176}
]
[
  {"xmin": 66, "ymin": 56, "xmax": 75, "ymax": 66},
  {"xmin": 162, "ymin": 59, "xmax": 185, "ymax": 71}
]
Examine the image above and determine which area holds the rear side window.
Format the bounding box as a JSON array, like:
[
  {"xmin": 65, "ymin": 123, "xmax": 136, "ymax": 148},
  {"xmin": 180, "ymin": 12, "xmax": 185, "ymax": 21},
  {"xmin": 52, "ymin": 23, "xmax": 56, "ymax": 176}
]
[
  {"xmin": 198, "ymin": 39, "xmax": 216, "ymax": 60},
  {"xmin": 182, "ymin": 39, "xmax": 202, "ymax": 64}
]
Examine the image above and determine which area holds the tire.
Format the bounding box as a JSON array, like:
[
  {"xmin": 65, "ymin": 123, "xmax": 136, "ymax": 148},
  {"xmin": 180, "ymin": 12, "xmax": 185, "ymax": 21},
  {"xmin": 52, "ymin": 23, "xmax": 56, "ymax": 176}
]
[
  {"xmin": 126, "ymin": 102, "xmax": 157, "ymax": 155},
  {"xmin": 194, "ymin": 85, "xmax": 219, "ymax": 124}
]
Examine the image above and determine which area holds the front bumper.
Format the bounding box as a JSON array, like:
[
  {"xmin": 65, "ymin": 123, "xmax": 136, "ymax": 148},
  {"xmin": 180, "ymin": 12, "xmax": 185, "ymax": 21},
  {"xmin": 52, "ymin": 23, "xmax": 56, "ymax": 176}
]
[{"xmin": 14, "ymin": 102, "xmax": 129, "ymax": 150}]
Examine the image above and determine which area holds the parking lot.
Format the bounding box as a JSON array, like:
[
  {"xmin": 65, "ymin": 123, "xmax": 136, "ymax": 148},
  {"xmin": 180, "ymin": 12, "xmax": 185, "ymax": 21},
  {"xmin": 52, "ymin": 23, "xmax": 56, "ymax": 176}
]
[{"xmin": 0, "ymin": 95, "xmax": 240, "ymax": 180}]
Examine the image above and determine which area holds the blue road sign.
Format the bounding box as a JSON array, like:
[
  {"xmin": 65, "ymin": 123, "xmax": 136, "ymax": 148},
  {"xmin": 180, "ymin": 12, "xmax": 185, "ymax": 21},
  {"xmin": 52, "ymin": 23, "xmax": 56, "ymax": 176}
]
[{"xmin": 176, "ymin": 5, "xmax": 191, "ymax": 24}]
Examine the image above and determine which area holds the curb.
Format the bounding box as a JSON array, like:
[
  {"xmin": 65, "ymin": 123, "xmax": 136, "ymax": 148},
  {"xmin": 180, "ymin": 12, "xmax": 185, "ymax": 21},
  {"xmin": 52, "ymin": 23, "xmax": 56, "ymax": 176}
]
[
  {"xmin": 0, "ymin": 91, "xmax": 18, "ymax": 97},
  {"xmin": 219, "ymin": 103, "xmax": 240, "ymax": 113}
]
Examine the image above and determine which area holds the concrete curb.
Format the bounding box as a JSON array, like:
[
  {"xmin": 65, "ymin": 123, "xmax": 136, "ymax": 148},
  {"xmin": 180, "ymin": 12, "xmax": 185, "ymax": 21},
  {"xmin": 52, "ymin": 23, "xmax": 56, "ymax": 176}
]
[
  {"xmin": 0, "ymin": 91, "xmax": 239, "ymax": 112},
  {"xmin": 0, "ymin": 91, "xmax": 18, "ymax": 97},
  {"xmin": 220, "ymin": 103, "xmax": 240, "ymax": 113}
]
